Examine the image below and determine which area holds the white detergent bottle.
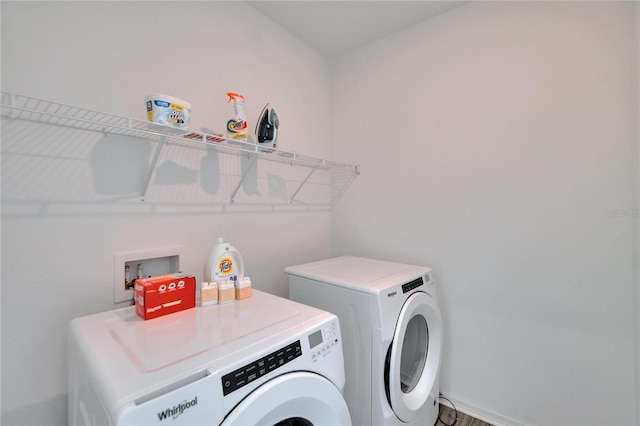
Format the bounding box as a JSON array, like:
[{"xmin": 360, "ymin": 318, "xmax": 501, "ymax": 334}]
[
  {"xmin": 204, "ymin": 234, "xmax": 245, "ymax": 283},
  {"xmin": 226, "ymin": 92, "xmax": 249, "ymax": 143}
]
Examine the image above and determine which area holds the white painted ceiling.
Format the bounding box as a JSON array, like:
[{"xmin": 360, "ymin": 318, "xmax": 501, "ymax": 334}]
[{"xmin": 247, "ymin": 1, "xmax": 466, "ymax": 58}]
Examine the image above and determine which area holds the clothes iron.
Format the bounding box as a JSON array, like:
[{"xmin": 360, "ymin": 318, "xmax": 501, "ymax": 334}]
[{"xmin": 255, "ymin": 103, "xmax": 279, "ymax": 151}]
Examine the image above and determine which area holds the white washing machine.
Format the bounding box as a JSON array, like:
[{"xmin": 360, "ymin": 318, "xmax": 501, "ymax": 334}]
[
  {"xmin": 68, "ymin": 290, "xmax": 351, "ymax": 425},
  {"xmin": 287, "ymin": 256, "xmax": 443, "ymax": 426}
]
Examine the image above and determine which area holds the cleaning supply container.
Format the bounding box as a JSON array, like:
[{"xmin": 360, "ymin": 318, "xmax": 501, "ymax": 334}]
[
  {"xmin": 217, "ymin": 281, "xmax": 235, "ymax": 304},
  {"xmin": 200, "ymin": 282, "xmax": 218, "ymax": 306},
  {"xmin": 204, "ymin": 234, "xmax": 245, "ymax": 283},
  {"xmin": 145, "ymin": 93, "xmax": 191, "ymax": 129},
  {"xmin": 226, "ymin": 92, "xmax": 248, "ymax": 142},
  {"xmin": 235, "ymin": 277, "xmax": 252, "ymax": 300}
]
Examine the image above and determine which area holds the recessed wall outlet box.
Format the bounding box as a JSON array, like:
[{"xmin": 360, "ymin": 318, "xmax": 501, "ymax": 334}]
[{"xmin": 114, "ymin": 247, "xmax": 183, "ymax": 303}]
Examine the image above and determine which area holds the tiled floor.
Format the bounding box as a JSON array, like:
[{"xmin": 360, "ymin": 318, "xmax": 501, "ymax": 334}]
[{"xmin": 437, "ymin": 404, "xmax": 494, "ymax": 426}]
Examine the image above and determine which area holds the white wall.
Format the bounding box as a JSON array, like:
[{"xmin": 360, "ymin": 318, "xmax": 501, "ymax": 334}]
[
  {"xmin": 331, "ymin": 1, "xmax": 638, "ymax": 425},
  {"xmin": 1, "ymin": 2, "xmax": 333, "ymax": 425},
  {"xmin": 3, "ymin": 2, "xmax": 639, "ymax": 426}
]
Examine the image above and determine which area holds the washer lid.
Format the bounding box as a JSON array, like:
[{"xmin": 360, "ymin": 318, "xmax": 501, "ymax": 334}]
[
  {"xmin": 286, "ymin": 256, "xmax": 432, "ymax": 294},
  {"xmin": 69, "ymin": 290, "xmax": 334, "ymax": 415},
  {"xmin": 107, "ymin": 291, "xmax": 302, "ymax": 372}
]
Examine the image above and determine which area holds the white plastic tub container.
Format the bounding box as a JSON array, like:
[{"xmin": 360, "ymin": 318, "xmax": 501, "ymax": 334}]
[{"xmin": 145, "ymin": 94, "xmax": 191, "ymax": 129}]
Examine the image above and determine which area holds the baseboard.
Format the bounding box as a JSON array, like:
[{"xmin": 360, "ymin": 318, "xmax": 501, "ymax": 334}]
[{"xmin": 439, "ymin": 394, "xmax": 525, "ymax": 426}]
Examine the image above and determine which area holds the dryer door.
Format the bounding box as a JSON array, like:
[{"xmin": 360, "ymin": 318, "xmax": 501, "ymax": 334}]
[
  {"xmin": 221, "ymin": 372, "xmax": 352, "ymax": 425},
  {"xmin": 386, "ymin": 291, "xmax": 442, "ymax": 423}
]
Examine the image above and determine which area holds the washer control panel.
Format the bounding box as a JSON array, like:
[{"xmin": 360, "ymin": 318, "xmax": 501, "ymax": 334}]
[
  {"xmin": 221, "ymin": 340, "xmax": 302, "ymax": 396},
  {"xmin": 309, "ymin": 323, "xmax": 339, "ymax": 363}
]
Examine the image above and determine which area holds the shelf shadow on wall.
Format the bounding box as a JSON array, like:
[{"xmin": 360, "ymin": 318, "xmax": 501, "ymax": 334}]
[
  {"xmin": 90, "ymin": 134, "xmax": 153, "ymax": 195},
  {"xmin": 1, "ymin": 118, "xmax": 331, "ymax": 217},
  {"xmin": 200, "ymin": 148, "xmax": 220, "ymax": 194}
]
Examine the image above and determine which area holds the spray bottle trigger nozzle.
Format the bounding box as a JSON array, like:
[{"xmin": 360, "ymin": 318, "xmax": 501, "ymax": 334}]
[{"xmin": 227, "ymin": 92, "xmax": 245, "ymax": 103}]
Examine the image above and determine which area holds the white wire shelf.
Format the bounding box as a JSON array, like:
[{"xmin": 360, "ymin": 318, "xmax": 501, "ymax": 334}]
[{"xmin": 1, "ymin": 92, "xmax": 359, "ymax": 210}]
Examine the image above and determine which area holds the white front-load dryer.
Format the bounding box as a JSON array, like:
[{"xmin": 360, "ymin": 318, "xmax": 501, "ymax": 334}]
[
  {"xmin": 68, "ymin": 290, "xmax": 351, "ymax": 425},
  {"xmin": 287, "ymin": 256, "xmax": 443, "ymax": 426}
]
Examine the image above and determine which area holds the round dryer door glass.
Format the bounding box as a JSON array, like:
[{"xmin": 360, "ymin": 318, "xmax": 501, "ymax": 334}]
[{"xmin": 400, "ymin": 315, "xmax": 428, "ymax": 393}]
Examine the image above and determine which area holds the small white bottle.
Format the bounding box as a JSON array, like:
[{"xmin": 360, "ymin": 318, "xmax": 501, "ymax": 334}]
[
  {"xmin": 201, "ymin": 282, "xmax": 218, "ymax": 307},
  {"xmin": 218, "ymin": 281, "xmax": 235, "ymax": 304},
  {"xmin": 235, "ymin": 277, "xmax": 252, "ymax": 300}
]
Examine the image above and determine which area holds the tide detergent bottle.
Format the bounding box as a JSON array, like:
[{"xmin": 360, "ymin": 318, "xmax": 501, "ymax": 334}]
[
  {"xmin": 204, "ymin": 234, "xmax": 245, "ymax": 283},
  {"xmin": 226, "ymin": 92, "xmax": 249, "ymax": 143}
]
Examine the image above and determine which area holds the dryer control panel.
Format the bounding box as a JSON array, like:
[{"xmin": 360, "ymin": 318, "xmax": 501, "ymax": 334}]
[
  {"xmin": 401, "ymin": 273, "xmax": 433, "ymax": 293},
  {"xmin": 221, "ymin": 340, "xmax": 302, "ymax": 396},
  {"xmin": 401, "ymin": 277, "xmax": 424, "ymax": 293}
]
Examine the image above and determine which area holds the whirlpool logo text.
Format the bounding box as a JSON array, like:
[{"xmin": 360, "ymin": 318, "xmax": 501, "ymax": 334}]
[{"xmin": 157, "ymin": 397, "xmax": 198, "ymax": 421}]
